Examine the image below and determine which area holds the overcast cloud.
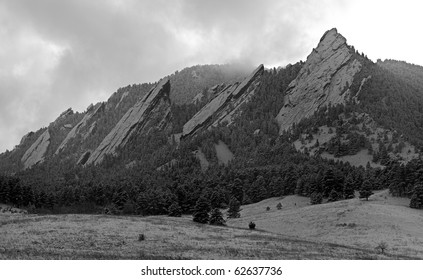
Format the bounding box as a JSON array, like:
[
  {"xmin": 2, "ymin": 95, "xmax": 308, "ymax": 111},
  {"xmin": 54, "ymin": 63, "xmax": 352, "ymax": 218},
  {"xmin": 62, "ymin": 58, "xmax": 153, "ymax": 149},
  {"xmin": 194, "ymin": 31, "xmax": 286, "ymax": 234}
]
[{"xmin": 0, "ymin": 0, "xmax": 422, "ymax": 152}]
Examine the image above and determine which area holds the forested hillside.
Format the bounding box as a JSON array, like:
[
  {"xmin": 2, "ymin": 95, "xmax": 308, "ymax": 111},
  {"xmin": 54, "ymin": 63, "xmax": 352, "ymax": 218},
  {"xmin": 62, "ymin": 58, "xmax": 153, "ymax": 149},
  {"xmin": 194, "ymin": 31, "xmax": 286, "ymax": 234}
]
[{"xmin": 1, "ymin": 29, "xmax": 423, "ymax": 218}]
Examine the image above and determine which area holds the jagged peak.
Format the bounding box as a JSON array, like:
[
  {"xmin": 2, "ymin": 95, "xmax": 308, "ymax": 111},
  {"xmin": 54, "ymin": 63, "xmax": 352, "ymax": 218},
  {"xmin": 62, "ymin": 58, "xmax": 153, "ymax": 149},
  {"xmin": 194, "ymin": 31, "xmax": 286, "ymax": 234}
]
[{"xmin": 276, "ymin": 28, "xmax": 362, "ymax": 133}]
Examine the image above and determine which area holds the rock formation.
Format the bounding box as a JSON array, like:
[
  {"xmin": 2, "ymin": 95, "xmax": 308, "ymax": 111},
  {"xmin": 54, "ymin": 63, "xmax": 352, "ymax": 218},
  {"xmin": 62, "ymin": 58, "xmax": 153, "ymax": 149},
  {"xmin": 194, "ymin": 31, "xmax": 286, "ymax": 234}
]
[
  {"xmin": 55, "ymin": 103, "xmax": 105, "ymax": 155},
  {"xmin": 85, "ymin": 78, "xmax": 171, "ymax": 165},
  {"xmin": 276, "ymin": 28, "xmax": 362, "ymax": 133},
  {"xmin": 182, "ymin": 64, "xmax": 264, "ymax": 138},
  {"xmin": 21, "ymin": 129, "xmax": 51, "ymax": 169}
]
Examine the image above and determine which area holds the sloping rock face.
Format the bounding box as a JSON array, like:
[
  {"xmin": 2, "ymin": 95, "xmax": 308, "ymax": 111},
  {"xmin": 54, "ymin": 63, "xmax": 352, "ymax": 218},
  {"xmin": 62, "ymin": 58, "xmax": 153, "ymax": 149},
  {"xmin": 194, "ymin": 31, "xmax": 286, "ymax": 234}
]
[
  {"xmin": 21, "ymin": 129, "xmax": 50, "ymax": 169},
  {"xmin": 276, "ymin": 28, "xmax": 362, "ymax": 133},
  {"xmin": 55, "ymin": 103, "xmax": 105, "ymax": 155},
  {"xmin": 182, "ymin": 64, "xmax": 264, "ymax": 138},
  {"xmin": 85, "ymin": 78, "xmax": 171, "ymax": 165}
]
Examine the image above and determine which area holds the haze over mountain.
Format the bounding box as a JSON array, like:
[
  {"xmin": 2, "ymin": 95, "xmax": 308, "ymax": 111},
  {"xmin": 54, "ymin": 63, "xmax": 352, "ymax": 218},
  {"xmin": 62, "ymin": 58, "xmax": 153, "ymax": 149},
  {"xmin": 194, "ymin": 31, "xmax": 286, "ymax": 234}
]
[{"xmin": 1, "ymin": 0, "xmax": 423, "ymax": 152}]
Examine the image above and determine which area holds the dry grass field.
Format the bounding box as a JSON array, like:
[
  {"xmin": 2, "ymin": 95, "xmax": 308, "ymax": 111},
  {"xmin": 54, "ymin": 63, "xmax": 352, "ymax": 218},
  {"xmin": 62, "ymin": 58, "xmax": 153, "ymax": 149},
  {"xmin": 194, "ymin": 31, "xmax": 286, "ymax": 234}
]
[
  {"xmin": 0, "ymin": 190, "xmax": 421, "ymax": 260},
  {"xmin": 227, "ymin": 190, "xmax": 423, "ymax": 258}
]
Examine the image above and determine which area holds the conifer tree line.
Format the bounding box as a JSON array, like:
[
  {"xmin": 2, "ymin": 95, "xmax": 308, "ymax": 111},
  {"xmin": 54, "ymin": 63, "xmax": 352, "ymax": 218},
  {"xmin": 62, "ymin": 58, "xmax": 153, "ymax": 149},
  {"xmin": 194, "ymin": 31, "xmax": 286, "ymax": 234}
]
[{"xmin": 3, "ymin": 153, "xmax": 423, "ymax": 214}]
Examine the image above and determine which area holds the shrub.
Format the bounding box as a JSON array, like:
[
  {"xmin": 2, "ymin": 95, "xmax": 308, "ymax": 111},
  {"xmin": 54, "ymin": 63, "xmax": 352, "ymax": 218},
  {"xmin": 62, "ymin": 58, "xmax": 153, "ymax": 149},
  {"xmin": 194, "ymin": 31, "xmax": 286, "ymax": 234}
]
[
  {"xmin": 249, "ymin": 221, "xmax": 256, "ymax": 230},
  {"xmin": 375, "ymin": 241, "xmax": 388, "ymax": 254},
  {"xmin": 138, "ymin": 234, "xmax": 145, "ymax": 241},
  {"xmin": 266, "ymin": 206, "xmax": 270, "ymax": 211}
]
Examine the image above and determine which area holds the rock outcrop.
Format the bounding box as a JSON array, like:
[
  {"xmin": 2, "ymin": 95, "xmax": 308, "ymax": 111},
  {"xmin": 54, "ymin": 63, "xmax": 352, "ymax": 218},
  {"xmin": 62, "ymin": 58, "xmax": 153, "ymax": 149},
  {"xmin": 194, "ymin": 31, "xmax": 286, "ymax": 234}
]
[
  {"xmin": 276, "ymin": 28, "xmax": 362, "ymax": 133},
  {"xmin": 85, "ymin": 78, "xmax": 171, "ymax": 165},
  {"xmin": 19, "ymin": 131, "xmax": 34, "ymax": 146},
  {"xmin": 21, "ymin": 129, "xmax": 50, "ymax": 169},
  {"xmin": 55, "ymin": 103, "xmax": 105, "ymax": 155},
  {"xmin": 182, "ymin": 64, "xmax": 264, "ymax": 138}
]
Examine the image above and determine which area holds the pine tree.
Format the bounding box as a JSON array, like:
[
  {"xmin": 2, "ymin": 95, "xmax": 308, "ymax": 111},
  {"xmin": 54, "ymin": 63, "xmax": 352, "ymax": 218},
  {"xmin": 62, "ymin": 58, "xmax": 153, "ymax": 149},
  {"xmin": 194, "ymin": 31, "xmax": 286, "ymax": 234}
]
[
  {"xmin": 327, "ymin": 189, "xmax": 340, "ymax": 202},
  {"xmin": 359, "ymin": 179, "xmax": 374, "ymax": 201},
  {"xmin": 310, "ymin": 192, "xmax": 323, "ymax": 205},
  {"xmin": 410, "ymin": 184, "xmax": 423, "ymax": 209},
  {"xmin": 209, "ymin": 208, "xmax": 226, "ymax": 226},
  {"xmin": 323, "ymin": 169, "xmax": 337, "ymax": 197},
  {"xmin": 343, "ymin": 175, "xmax": 356, "ymax": 199},
  {"xmin": 230, "ymin": 178, "xmax": 244, "ymax": 204},
  {"xmin": 168, "ymin": 201, "xmax": 182, "ymax": 217},
  {"xmin": 192, "ymin": 196, "xmax": 211, "ymax": 224},
  {"xmin": 227, "ymin": 197, "xmax": 241, "ymax": 218},
  {"xmin": 276, "ymin": 202, "xmax": 283, "ymax": 210}
]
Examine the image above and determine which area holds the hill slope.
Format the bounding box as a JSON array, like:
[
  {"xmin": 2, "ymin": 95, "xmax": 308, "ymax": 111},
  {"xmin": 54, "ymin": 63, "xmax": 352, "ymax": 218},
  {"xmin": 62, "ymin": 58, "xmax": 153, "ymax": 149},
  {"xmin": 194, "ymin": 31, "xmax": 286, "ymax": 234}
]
[{"xmin": 227, "ymin": 191, "xmax": 423, "ymax": 258}]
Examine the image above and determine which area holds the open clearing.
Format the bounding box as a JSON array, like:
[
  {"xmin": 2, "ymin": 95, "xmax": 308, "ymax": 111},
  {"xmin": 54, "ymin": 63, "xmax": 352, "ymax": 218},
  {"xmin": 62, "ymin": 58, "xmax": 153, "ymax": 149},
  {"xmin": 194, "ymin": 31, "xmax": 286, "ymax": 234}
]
[
  {"xmin": 227, "ymin": 190, "xmax": 423, "ymax": 258},
  {"xmin": 0, "ymin": 190, "xmax": 421, "ymax": 259}
]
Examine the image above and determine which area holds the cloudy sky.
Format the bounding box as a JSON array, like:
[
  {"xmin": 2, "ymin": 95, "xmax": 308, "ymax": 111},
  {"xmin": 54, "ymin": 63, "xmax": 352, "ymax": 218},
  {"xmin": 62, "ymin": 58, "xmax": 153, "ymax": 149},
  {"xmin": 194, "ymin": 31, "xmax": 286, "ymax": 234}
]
[{"xmin": 0, "ymin": 0, "xmax": 422, "ymax": 152}]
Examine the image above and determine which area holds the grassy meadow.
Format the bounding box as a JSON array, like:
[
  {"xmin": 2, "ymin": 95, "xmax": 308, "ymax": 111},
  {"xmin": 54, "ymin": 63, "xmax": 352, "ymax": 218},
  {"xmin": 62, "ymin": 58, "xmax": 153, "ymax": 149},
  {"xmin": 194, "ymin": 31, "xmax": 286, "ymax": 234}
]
[{"xmin": 0, "ymin": 190, "xmax": 421, "ymax": 260}]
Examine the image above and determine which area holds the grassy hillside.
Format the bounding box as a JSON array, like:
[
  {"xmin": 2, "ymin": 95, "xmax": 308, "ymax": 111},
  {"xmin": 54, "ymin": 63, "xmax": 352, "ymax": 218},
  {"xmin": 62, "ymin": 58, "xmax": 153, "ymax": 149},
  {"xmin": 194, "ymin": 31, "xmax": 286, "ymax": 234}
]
[
  {"xmin": 227, "ymin": 191, "xmax": 423, "ymax": 258},
  {"xmin": 1, "ymin": 190, "xmax": 421, "ymax": 260}
]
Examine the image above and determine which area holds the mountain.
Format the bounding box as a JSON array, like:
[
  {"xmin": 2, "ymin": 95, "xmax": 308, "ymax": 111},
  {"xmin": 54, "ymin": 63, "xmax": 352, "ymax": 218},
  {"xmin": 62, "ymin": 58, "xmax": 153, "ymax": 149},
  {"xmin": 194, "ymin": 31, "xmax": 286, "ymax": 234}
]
[
  {"xmin": 182, "ymin": 64, "xmax": 264, "ymax": 138},
  {"xmin": 276, "ymin": 28, "xmax": 362, "ymax": 132},
  {"xmin": 1, "ymin": 28, "xmax": 423, "ymax": 222},
  {"xmin": 85, "ymin": 78, "xmax": 171, "ymax": 166}
]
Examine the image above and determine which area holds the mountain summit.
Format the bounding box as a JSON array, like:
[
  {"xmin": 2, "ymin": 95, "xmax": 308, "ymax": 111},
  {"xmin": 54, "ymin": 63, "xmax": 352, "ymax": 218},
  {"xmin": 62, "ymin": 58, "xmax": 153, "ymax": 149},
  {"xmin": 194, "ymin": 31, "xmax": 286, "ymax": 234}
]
[{"xmin": 276, "ymin": 28, "xmax": 362, "ymax": 132}]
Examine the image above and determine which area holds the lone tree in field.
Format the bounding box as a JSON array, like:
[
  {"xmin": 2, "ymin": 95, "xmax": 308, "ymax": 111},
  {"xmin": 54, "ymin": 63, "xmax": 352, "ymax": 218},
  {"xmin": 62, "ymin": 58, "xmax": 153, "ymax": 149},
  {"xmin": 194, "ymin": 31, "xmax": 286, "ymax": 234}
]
[
  {"xmin": 209, "ymin": 208, "xmax": 226, "ymax": 226},
  {"xmin": 375, "ymin": 241, "xmax": 388, "ymax": 254},
  {"xmin": 192, "ymin": 196, "xmax": 211, "ymax": 224},
  {"xmin": 276, "ymin": 202, "xmax": 283, "ymax": 210},
  {"xmin": 167, "ymin": 201, "xmax": 182, "ymax": 217},
  {"xmin": 410, "ymin": 184, "xmax": 423, "ymax": 209},
  {"xmin": 359, "ymin": 179, "xmax": 374, "ymax": 201},
  {"xmin": 227, "ymin": 197, "xmax": 241, "ymax": 218}
]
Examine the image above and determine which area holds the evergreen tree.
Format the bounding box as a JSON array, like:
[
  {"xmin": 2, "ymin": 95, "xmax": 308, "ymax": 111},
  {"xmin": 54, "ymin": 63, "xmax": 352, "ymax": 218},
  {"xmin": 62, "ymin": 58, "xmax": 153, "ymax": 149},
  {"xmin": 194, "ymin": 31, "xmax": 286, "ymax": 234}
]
[
  {"xmin": 209, "ymin": 208, "xmax": 226, "ymax": 226},
  {"xmin": 327, "ymin": 189, "xmax": 340, "ymax": 202},
  {"xmin": 167, "ymin": 201, "xmax": 182, "ymax": 217},
  {"xmin": 359, "ymin": 179, "xmax": 374, "ymax": 201},
  {"xmin": 343, "ymin": 175, "xmax": 356, "ymax": 199},
  {"xmin": 192, "ymin": 196, "xmax": 211, "ymax": 224},
  {"xmin": 410, "ymin": 184, "xmax": 423, "ymax": 209},
  {"xmin": 230, "ymin": 178, "xmax": 244, "ymax": 204},
  {"xmin": 227, "ymin": 197, "xmax": 241, "ymax": 218},
  {"xmin": 276, "ymin": 202, "xmax": 283, "ymax": 210},
  {"xmin": 310, "ymin": 192, "xmax": 323, "ymax": 205},
  {"xmin": 323, "ymin": 169, "xmax": 336, "ymax": 197}
]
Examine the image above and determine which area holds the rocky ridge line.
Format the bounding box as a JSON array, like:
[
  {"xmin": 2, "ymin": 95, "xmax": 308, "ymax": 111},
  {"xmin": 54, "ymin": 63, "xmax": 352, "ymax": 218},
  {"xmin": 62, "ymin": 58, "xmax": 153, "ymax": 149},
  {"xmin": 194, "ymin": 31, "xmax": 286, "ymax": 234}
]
[
  {"xmin": 182, "ymin": 64, "xmax": 264, "ymax": 138},
  {"xmin": 276, "ymin": 28, "xmax": 362, "ymax": 133},
  {"xmin": 85, "ymin": 78, "xmax": 171, "ymax": 165},
  {"xmin": 21, "ymin": 129, "xmax": 51, "ymax": 169}
]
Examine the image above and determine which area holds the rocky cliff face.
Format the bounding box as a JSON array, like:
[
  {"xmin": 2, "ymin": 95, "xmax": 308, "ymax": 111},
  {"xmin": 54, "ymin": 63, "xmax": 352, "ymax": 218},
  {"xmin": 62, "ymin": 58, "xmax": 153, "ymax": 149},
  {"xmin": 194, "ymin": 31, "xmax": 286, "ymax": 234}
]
[
  {"xmin": 182, "ymin": 64, "xmax": 264, "ymax": 138},
  {"xmin": 85, "ymin": 78, "xmax": 171, "ymax": 165},
  {"xmin": 276, "ymin": 28, "xmax": 362, "ymax": 133},
  {"xmin": 55, "ymin": 103, "xmax": 105, "ymax": 155},
  {"xmin": 21, "ymin": 129, "xmax": 51, "ymax": 169}
]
